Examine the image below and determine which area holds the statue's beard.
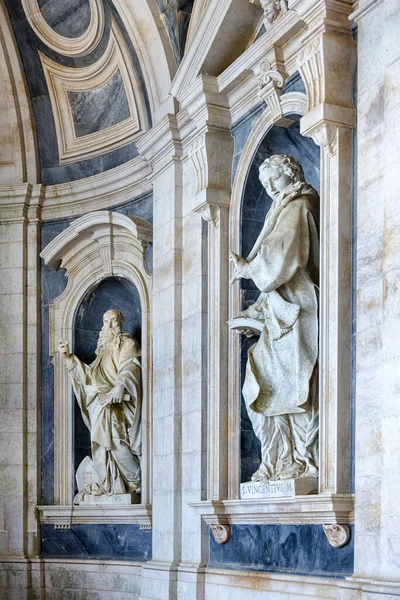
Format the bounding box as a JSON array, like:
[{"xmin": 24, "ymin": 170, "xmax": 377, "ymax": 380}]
[{"xmin": 96, "ymin": 325, "xmax": 122, "ymax": 355}]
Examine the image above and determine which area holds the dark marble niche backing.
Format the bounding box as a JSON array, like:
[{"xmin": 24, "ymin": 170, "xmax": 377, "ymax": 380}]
[
  {"xmin": 238, "ymin": 114, "xmax": 320, "ymax": 484},
  {"xmin": 41, "ymin": 523, "xmax": 152, "ymax": 561},
  {"xmin": 73, "ymin": 276, "xmax": 142, "ymax": 483},
  {"xmin": 210, "ymin": 525, "xmax": 354, "ymax": 577},
  {"xmin": 68, "ymin": 70, "xmax": 131, "ymax": 138}
]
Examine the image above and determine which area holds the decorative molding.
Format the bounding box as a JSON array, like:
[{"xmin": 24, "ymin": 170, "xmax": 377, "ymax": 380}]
[
  {"xmin": 210, "ymin": 524, "xmax": 231, "ymax": 544},
  {"xmin": 303, "ymin": 121, "xmax": 339, "ymax": 154},
  {"xmin": 322, "ymin": 524, "xmax": 350, "ymax": 548},
  {"xmin": 38, "ymin": 504, "xmax": 152, "ymax": 528},
  {"xmin": 0, "ymin": 156, "xmax": 152, "ymax": 222},
  {"xmin": 217, "ymin": 8, "xmax": 302, "ymax": 97},
  {"xmin": 0, "ymin": 3, "xmax": 39, "ymax": 185},
  {"xmin": 188, "ymin": 136, "xmax": 208, "ymax": 193},
  {"xmin": 40, "ymin": 212, "xmax": 153, "ymax": 507},
  {"xmin": 297, "ymin": 37, "xmax": 322, "ymax": 111},
  {"xmin": 40, "ymin": 20, "xmax": 148, "ymax": 165},
  {"xmin": 21, "ymin": 0, "xmax": 104, "ymax": 57},
  {"xmin": 349, "ymin": 0, "xmax": 384, "ymax": 22},
  {"xmin": 189, "ymin": 494, "xmax": 354, "ymax": 526},
  {"xmin": 193, "ymin": 201, "xmax": 220, "ymax": 228},
  {"xmin": 257, "ymin": 59, "xmax": 284, "ymax": 90},
  {"xmin": 253, "ymin": 60, "xmax": 295, "ymax": 127},
  {"xmin": 136, "ymin": 114, "xmax": 182, "ymax": 179}
]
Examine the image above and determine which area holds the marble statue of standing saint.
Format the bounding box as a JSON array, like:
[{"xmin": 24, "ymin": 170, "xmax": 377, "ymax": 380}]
[
  {"xmin": 230, "ymin": 155, "xmax": 319, "ymax": 484},
  {"xmin": 59, "ymin": 309, "xmax": 142, "ymax": 501}
]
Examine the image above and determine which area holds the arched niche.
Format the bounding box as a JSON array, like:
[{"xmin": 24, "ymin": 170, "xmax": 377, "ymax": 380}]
[
  {"xmin": 228, "ymin": 92, "xmax": 320, "ymax": 495},
  {"xmin": 239, "ymin": 114, "xmax": 320, "ymax": 484},
  {"xmin": 40, "ymin": 211, "xmax": 153, "ymax": 525},
  {"xmin": 73, "ymin": 276, "xmax": 143, "ymax": 487}
]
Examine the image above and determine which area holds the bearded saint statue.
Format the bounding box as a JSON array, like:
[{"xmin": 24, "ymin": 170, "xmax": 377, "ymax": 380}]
[
  {"xmin": 230, "ymin": 155, "xmax": 319, "ymax": 483},
  {"xmin": 58, "ymin": 309, "xmax": 141, "ymax": 498}
]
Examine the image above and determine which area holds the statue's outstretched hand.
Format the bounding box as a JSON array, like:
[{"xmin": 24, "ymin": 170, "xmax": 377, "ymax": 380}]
[
  {"xmin": 58, "ymin": 340, "xmax": 70, "ymax": 358},
  {"xmin": 229, "ymin": 251, "xmax": 248, "ymax": 284}
]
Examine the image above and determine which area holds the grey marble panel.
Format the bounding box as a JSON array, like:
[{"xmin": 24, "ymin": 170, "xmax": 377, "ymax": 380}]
[
  {"xmin": 32, "ymin": 95, "xmax": 59, "ymax": 169},
  {"xmin": 41, "ymin": 524, "xmax": 152, "ymax": 560},
  {"xmin": 41, "ymin": 218, "xmax": 73, "ymax": 505},
  {"xmin": 256, "ymin": 23, "xmax": 266, "ymax": 41},
  {"xmin": 231, "ymin": 102, "xmax": 266, "ymax": 181},
  {"xmin": 37, "ymin": 0, "xmax": 91, "ymax": 38},
  {"xmin": 68, "ymin": 70, "xmax": 130, "ymax": 138},
  {"xmin": 210, "ymin": 524, "xmax": 354, "ymax": 576},
  {"xmin": 155, "ymin": 0, "xmax": 180, "ymax": 64}
]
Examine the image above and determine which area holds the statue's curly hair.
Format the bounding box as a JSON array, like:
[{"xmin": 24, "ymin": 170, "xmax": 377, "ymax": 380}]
[{"xmin": 259, "ymin": 155, "xmax": 305, "ymax": 184}]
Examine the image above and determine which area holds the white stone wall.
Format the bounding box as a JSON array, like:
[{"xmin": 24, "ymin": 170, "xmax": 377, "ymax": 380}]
[{"xmin": 353, "ymin": 0, "xmax": 400, "ymax": 585}]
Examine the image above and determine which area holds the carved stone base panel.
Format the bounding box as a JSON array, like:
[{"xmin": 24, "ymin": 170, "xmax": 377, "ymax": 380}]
[
  {"xmin": 190, "ymin": 494, "xmax": 354, "ymax": 526},
  {"xmin": 240, "ymin": 477, "xmax": 318, "ymax": 500},
  {"xmin": 75, "ymin": 493, "xmax": 141, "ymax": 506},
  {"xmin": 38, "ymin": 504, "xmax": 152, "ymax": 528}
]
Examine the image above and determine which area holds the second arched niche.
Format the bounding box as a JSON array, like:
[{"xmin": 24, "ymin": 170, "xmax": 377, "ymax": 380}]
[{"xmin": 73, "ymin": 276, "xmax": 142, "ymax": 496}]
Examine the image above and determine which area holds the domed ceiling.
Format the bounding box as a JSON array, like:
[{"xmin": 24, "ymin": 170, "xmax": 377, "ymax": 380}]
[{"xmin": 4, "ymin": 0, "xmax": 193, "ymax": 185}]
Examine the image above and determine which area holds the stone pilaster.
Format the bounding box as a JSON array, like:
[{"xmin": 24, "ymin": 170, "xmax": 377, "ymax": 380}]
[
  {"xmin": 0, "ymin": 184, "xmax": 43, "ymax": 592},
  {"xmin": 137, "ymin": 116, "xmax": 184, "ymax": 600},
  {"xmin": 297, "ymin": 6, "xmax": 356, "ymax": 496}
]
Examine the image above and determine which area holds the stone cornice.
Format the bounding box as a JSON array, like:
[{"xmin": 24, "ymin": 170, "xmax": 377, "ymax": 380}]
[
  {"xmin": 136, "ymin": 114, "xmax": 182, "ymax": 178},
  {"xmin": 0, "ymin": 156, "xmax": 152, "ymax": 223},
  {"xmin": 0, "ymin": 183, "xmax": 44, "ymax": 223},
  {"xmin": 348, "ymin": 0, "xmax": 383, "ymax": 21},
  {"xmin": 189, "ymin": 494, "xmax": 354, "ymax": 526},
  {"xmin": 38, "ymin": 504, "xmax": 152, "ymax": 528}
]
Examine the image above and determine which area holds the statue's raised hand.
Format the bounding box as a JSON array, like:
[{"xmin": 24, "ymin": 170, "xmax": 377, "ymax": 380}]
[
  {"xmin": 229, "ymin": 251, "xmax": 249, "ymax": 284},
  {"xmin": 58, "ymin": 339, "xmax": 70, "ymax": 357}
]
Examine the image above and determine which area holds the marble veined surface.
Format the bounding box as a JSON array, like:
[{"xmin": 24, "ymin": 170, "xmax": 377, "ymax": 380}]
[
  {"xmin": 68, "ymin": 70, "xmax": 131, "ymax": 138},
  {"xmin": 37, "ymin": 0, "xmax": 91, "ymax": 38}
]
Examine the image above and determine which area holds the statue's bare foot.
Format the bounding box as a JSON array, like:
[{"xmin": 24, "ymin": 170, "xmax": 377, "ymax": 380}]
[
  {"xmin": 301, "ymin": 464, "xmax": 318, "ymax": 479},
  {"xmin": 275, "ymin": 462, "xmax": 304, "ymax": 480},
  {"xmin": 251, "ymin": 464, "xmax": 271, "ymax": 483}
]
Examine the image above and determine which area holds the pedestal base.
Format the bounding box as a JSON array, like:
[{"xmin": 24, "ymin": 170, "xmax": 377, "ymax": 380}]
[
  {"xmin": 75, "ymin": 493, "xmax": 141, "ymax": 505},
  {"xmin": 240, "ymin": 477, "xmax": 317, "ymax": 500}
]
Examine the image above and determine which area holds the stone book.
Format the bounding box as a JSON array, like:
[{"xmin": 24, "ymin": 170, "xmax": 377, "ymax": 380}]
[{"xmin": 228, "ymin": 317, "xmax": 263, "ymax": 335}]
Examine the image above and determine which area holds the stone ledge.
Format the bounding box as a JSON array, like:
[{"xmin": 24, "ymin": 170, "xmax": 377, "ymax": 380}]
[
  {"xmin": 37, "ymin": 504, "xmax": 152, "ymax": 528},
  {"xmin": 189, "ymin": 494, "xmax": 354, "ymax": 525}
]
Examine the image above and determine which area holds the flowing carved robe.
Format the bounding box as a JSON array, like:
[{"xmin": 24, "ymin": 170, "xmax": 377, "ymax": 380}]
[
  {"xmin": 66, "ymin": 334, "xmax": 142, "ymax": 495},
  {"xmin": 241, "ymin": 181, "xmax": 319, "ymax": 481}
]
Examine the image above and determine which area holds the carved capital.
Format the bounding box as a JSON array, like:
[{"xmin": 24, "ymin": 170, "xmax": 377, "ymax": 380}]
[
  {"xmin": 303, "ymin": 121, "xmax": 338, "ymax": 154},
  {"xmin": 193, "ymin": 201, "xmax": 220, "ymax": 228},
  {"xmin": 210, "ymin": 524, "xmax": 231, "ymax": 544},
  {"xmin": 322, "ymin": 524, "xmax": 350, "ymax": 548}
]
